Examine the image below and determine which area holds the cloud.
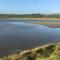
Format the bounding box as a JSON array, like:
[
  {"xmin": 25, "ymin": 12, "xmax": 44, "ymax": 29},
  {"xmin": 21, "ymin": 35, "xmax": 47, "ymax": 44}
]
[{"xmin": 47, "ymin": 10, "xmax": 60, "ymax": 14}]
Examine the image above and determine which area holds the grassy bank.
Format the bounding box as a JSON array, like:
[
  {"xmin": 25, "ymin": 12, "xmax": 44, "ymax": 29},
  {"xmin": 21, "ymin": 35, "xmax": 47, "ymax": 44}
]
[{"xmin": 0, "ymin": 42, "xmax": 60, "ymax": 60}]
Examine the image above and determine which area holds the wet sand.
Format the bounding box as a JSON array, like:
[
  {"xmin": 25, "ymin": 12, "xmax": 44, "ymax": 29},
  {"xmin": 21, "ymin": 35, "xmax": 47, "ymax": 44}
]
[
  {"xmin": 32, "ymin": 18, "xmax": 60, "ymax": 20},
  {"xmin": 17, "ymin": 18, "xmax": 60, "ymax": 20},
  {"xmin": 32, "ymin": 22, "xmax": 60, "ymax": 28}
]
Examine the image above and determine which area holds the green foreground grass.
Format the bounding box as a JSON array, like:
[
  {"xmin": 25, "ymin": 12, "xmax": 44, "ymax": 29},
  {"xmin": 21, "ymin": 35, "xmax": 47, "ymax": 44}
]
[{"xmin": 0, "ymin": 42, "xmax": 60, "ymax": 60}]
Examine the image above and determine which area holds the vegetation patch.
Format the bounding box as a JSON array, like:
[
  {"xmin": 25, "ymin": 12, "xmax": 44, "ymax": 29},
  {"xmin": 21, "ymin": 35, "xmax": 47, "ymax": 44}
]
[{"xmin": 0, "ymin": 43, "xmax": 60, "ymax": 60}]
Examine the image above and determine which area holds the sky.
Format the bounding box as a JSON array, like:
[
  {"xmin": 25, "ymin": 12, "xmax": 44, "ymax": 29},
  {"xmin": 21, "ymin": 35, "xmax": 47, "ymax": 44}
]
[{"xmin": 0, "ymin": 0, "xmax": 60, "ymax": 14}]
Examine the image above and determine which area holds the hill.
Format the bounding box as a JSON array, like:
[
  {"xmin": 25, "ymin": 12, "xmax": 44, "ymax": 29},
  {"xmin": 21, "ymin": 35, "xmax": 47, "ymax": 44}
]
[
  {"xmin": 47, "ymin": 14, "xmax": 60, "ymax": 18},
  {"xmin": 0, "ymin": 14, "xmax": 45, "ymax": 18},
  {"xmin": 0, "ymin": 14, "xmax": 60, "ymax": 18}
]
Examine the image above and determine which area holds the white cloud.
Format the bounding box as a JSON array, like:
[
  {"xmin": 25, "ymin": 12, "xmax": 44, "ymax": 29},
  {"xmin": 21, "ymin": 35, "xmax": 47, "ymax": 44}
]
[{"xmin": 47, "ymin": 10, "xmax": 60, "ymax": 14}]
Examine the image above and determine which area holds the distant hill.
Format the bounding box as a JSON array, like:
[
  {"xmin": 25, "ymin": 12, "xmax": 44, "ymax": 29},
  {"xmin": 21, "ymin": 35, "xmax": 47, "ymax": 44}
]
[
  {"xmin": 0, "ymin": 14, "xmax": 45, "ymax": 18},
  {"xmin": 0, "ymin": 14, "xmax": 60, "ymax": 18},
  {"xmin": 47, "ymin": 14, "xmax": 60, "ymax": 18}
]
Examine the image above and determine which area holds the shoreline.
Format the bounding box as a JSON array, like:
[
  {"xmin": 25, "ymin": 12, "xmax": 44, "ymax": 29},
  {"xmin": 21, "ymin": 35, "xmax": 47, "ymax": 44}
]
[
  {"xmin": 29, "ymin": 18, "xmax": 60, "ymax": 20},
  {"xmin": 0, "ymin": 18, "xmax": 60, "ymax": 20},
  {"xmin": 1, "ymin": 42, "xmax": 60, "ymax": 60},
  {"xmin": 32, "ymin": 22, "xmax": 60, "ymax": 28}
]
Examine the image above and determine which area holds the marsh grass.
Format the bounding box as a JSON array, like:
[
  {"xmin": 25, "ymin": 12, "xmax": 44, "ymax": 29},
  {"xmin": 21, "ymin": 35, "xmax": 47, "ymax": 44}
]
[{"xmin": 0, "ymin": 43, "xmax": 60, "ymax": 60}]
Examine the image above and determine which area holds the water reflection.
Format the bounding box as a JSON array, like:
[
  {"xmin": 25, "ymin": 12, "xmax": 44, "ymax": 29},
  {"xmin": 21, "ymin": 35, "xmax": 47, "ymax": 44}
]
[{"xmin": 0, "ymin": 21, "xmax": 60, "ymax": 57}]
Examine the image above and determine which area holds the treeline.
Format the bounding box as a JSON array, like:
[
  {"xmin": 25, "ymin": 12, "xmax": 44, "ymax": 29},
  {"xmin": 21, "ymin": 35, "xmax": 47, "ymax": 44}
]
[
  {"xmin": 47, "ymin": 14, "xmax": 60, "ymax": 18},
  {"xmin": 0, "ymin": 14, "xmax": 45, "ymax": 18},
  {"xmin": 0, "ymin": 14, "xmax": 60, "ymax": 18}
]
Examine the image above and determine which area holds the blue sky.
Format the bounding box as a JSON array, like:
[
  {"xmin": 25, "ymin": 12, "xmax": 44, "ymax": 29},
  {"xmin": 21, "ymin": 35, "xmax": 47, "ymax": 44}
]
[{"xmin": 0, "ymin": 0, "xmax": 60, "ymax": 14}]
